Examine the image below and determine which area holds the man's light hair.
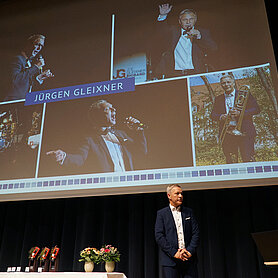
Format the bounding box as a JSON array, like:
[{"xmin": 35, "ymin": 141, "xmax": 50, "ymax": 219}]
[
  {"xmin": 27, "ymin": 34, "xmax": 45, "ymax": 43},
  {"xmin": 167, "ymin": 184, "xmax": 181, "ymax": 195},
  {"xmin": 220, "ymin": 74, "xmax": 235, "ymax": 83},
  {"xmin": 179, "ymin": 8, "xmax": 197, "ymax": 18}
]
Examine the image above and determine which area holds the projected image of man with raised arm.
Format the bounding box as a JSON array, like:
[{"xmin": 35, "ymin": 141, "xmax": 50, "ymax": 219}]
[
  {"xmin": 46, "ymin": 99, "xmax": 147, "ymax": 174},
  {"xmin": 155, "ymin": 3, "xmax": 217, "ymax": 78},
  {"xmin": 155, "ymin": 184, "xmax": 200, "ymax": 278}
]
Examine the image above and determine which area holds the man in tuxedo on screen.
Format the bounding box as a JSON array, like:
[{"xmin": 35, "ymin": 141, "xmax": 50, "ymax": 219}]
[
  {"xmin": 155, "ymin": 184, "xmax": 200, "ymax": 278},
  {"xmin": 46, "ymin": 99, "xmax": 147, "ymax": 173},
  {"xmin": 4, "ymin": 34, "xmax": 53, "ymax": 101},
  {"xmin": 155, "ymin": 3, "xmax": 217, "ymax": 78},
  {"xmin": 211, "ymin": 74, "xmax": 260, "ymax": 164}
]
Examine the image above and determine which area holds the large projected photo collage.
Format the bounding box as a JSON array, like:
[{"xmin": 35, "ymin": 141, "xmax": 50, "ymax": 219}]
[{"xmin": 0, "ymin": 0, "xmax": 277, "ymax": 201}]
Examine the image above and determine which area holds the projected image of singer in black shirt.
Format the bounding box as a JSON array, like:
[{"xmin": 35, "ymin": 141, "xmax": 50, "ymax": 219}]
[
  {"xmin": 46, "ymin": 100, "xmax": 147, "ymax": 173},
  {"xmin": 4, "ymin": 34, "xmax": 54, "ymax": 101},
  {"xmin": 155, "ymin": 4, "xmax": 217, "ymax": 79}
]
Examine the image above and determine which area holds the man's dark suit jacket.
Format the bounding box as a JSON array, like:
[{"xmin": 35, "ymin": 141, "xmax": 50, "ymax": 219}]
[
  {"xmin": 155, "ymin": 206, "xmax": 200, "ymax": 267},
  {"xmin": 5, "ymin": 54, "xmax": 40, "ymax": 101},
  {"xmin": 157, "ymin": 20, "xmax": 217, "ymax": 74},
  {"xmin": 211, "ymin": 90, "xmax": 260, "ymax": 138},
  {"xmin": 64, "ymin": 129, "xmax": 147, "ymax": 174}
]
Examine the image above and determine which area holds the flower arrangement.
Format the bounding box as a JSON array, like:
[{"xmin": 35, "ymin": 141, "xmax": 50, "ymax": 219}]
[
  {"xmin": 28, "ymin": 247, "xmax": 40, "ymax": 260},
  {"xmin": 79, "ymin": 247, "xmax": 101, "ymax": 264},
  {"xmin": 37, "ymin": 247, "xmax": 50, "ymax": 261},
  {"xmin": 99, "ymin": 245, "xmax": 120, "ymax": 263},
  {"xmin": 49, "ymin": 246, "xmax": 60, "ymax": 262}
]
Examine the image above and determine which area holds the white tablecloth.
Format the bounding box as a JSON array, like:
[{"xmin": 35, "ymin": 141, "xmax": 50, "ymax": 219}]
[{"xmin": 0, "ymin": 273, "xmax": 127, "ymax": 278}]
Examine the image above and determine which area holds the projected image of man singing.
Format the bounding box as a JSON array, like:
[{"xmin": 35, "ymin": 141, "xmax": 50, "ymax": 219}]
[
  {"xmin": 211, "ymin": 75, "xmax": 260, "ymax": 164},
  {"xmin": 4, "ymin": 34, "xmax": 54, "ymax": 101},
  {"xmin": 46, "ymin": 99, "xmax": 147, "ymax": 173},
  {"xmin": 155, "ymin": 3, "xmax": 217, "ymax": 78},
  {"xmin": 155, "ymin": 184, "xmax": 200, "ymax": 278}
]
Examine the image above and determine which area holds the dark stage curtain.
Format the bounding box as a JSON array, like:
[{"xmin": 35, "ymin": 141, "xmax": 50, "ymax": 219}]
[{"xmin": 0, "ymin": 185, "xmax": 278, "ymax": 278}]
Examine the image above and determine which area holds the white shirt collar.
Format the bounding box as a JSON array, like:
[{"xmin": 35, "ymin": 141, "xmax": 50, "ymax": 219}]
[
  {"xmin": 169, "ymin": 204, "xmax": 181, "ymax": 212},
  {"xmin": 224, "ymin": 89, "xmax": 235, "ymax": 97}
]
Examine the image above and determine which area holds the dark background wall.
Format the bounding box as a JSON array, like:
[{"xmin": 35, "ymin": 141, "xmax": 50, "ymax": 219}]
[
  {"xmin": 0, "ymin": 185, "xmax": 277, "ymax": 278},
  {"xmin": 0, "ymin": 0, "xmax": 277, "ymax": 277}
]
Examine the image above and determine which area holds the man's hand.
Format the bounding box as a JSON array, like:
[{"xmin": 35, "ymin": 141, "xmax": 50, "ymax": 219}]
[
  {"xmin": 187, "ymin": 28, "xmax": 201, "ymax": 40},
  {"xmin": 181, "ymin": 248, "xmax": 192, "ymax": 260},
  {"xmin": 37, "ymin": 69, "xmax": 54, "ymax": 81},
  {"xmin": 229, "ymin": 108, "xmax": 240, "ymax": 117},
  {"xmin": 125, "ymin": 116, "xmax": 144, "ymax": 131},
  {"xmin": 46, "ymin": 149, "xmax": 66, "ymax": 164},
  {"xmin": 220, "ymin": 114, "xmax": 228, "ymax": 121},
  {"xmin": 174, "ymin": 249, "xmax": 192, "ymax": 261},
  {"xmin": 174, "ymin": 249, "xmax": 184, "ymax": 260},
  {"xmin": 159, "ymin": 3, "xmax": 173, "ymax": 16},
  {"xmin": 35, "ymin": 58, "xmax": 45, "ymax": 69}
]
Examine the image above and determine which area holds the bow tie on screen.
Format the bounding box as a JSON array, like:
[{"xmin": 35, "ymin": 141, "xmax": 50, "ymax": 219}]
[
  {"xmin": 225, "ymin": 93, "xmax": 234, "ymax": 98},
  {"xmin": 25, "ymin": 59, "xmax": 32, "ymax": 69},
  {"xmin": 182, "ymin": 27, "xmax": 192, "ymax": 36}
]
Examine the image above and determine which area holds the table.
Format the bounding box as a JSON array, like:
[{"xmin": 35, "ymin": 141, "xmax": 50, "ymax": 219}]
[
  {"xmin": 264, "ymin": 261, "xmax": 278, "ymax": 266},
  {"xmin": 0, "ymin": 273, "xmax": 127, "ymax": 278}
]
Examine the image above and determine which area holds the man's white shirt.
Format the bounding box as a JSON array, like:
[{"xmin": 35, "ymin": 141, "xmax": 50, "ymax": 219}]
[
  {"xmin": 170, "ymin": 204, "xmax": 185, "ymax": 249},
  {"xmin": 174, "ymin": 29, "xmax": 194, "ymax": 70},
  {"xmin": 157, "ymin": 14, "xmax": 194, "ymax": 70},
  {"xmin": 224, "ymin": 89, "xmax": 236, "ymax": 113},
  {"xmin": 102, "ymin": 132, "xmax": 126, "ymax": 172}
]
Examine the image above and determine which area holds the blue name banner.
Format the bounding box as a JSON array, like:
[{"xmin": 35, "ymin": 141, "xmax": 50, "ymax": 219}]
[{"xmin": 25, "ymin": 77, "xmax": 135, "ymax": 106}]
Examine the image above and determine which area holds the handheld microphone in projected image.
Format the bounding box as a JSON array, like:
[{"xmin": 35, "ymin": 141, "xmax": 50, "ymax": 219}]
[
  {"xmin": 124, "ymin": 116, "xmax": 148, "ymax": 130},
  {"xmin": 37, "ymin": 54, "xmax": 44, "ymax": 73}
]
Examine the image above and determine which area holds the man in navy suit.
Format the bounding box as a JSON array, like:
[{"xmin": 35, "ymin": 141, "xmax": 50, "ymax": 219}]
[
  {"xmin": 47, "ymin": 99, "xmax": 147, "ymax": 174},
  {"xmin": 211, "ymin": 75, "xmax": 260, "ymax": 163},
  {"xmin": 155, "ymin": 184, "xmax": 200, "ymax": 278},
  {"xmin": 155, "ymin": 3, "xmax": 217, "ymax": 78},
  {"xmin": 5, "ymin": 34, "xmax": 53, "ymax": 101}
]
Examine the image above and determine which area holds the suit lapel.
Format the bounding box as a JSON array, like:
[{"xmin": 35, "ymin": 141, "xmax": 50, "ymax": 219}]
[
  {"xmin": 181, "ymin": 207, "xmax": 187, "ymax": 235},
  {"xmin": 113, "ymin": 130, "xmax": 132, "ymax": 171},
  {"xmin": 166, "ymin": 206, "xmax": 177, "ymax": 232},
  {"xmin": 94, "ymin": 134, "xmax": 114, "ymax": 167},
  {"xmin": 234, "ymin": 90, "xmax": 238, "ymax": 106},
  {"xmin": 173, "ymin": 26, "xmax": 181, "ymax": 48},
  {"xmin": 220, "ymin": 94, "xmax": 226, "ymax": 114}
]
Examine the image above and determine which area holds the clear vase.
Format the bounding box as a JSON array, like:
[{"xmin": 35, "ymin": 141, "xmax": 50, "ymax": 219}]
[
  {"xmin": 84, "ymin": 261, "xmax": 94, "ymax": 272},
  {"xmin": 105, "ymin": 261, "xmax": 115, "ymax": 272}
]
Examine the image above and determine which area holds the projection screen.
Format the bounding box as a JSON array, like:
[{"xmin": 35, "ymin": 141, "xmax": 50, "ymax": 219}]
[{"xmin": 0, "ymin": 0, "xmax": 277, "ymax": 201}]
